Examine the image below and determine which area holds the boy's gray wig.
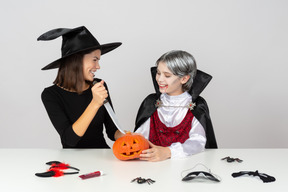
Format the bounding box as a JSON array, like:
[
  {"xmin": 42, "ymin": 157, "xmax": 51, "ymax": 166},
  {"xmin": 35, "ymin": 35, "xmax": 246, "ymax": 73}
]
[{"xmin": 156, "ymin": 50, "xmax": 197, "ymax": 92}]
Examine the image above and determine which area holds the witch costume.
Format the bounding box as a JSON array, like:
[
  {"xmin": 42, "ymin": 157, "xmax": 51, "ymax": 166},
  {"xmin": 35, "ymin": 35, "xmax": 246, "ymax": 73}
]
[
  {"xmin": 134, "ymin": 67, "xmax": 217, "ymax": 158},
  {"xmin": 39, "ymin": 26, "xmax": 121, "ymax": 148}
]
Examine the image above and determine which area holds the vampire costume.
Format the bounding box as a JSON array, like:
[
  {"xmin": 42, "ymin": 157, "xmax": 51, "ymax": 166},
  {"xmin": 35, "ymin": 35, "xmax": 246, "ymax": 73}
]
[{"xmin": 134, "ymin": 67, "xmax": 217, "ymax": 154}]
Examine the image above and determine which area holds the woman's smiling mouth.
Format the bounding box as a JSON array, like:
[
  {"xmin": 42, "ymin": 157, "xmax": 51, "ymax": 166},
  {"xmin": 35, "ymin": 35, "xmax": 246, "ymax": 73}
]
[{"xmin": 90, "ymin": 70, "xmax": 96, "ymax": 77}]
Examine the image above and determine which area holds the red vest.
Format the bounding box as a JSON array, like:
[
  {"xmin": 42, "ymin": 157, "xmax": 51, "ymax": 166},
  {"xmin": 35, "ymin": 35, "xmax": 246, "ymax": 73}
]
[{"xmin": 149, "ymin": 109, "xmax": 194, "ymax": 147}]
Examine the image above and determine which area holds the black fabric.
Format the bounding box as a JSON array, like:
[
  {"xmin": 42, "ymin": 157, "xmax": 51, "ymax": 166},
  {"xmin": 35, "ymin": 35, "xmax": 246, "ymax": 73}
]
[
  {"xmin": 232, "ymin": 170, "xmax": 276, "ymax": 183},
  {"xmin": 134, "ymin": 67, "xmax": 217, "ymax": 149},
  {"xmin": 41, "ymin": 78, "xmax": 118, "ymax": 148},
  {"xmin": 182, "ymin": 171, "xmax": 220, "ymax": 182},
  {"xmin": 38, "ymin": 26, "xmax": 121, "ymax": 70}
]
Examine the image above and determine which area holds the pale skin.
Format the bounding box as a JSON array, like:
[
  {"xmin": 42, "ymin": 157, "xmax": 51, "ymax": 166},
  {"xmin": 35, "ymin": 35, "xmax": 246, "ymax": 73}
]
[
  {"xmin": 139, "ymin": 61, "xmax": 190, "ymax": 162},
  {"xmin": 72, "ymin": 49, "xmax": 124, "ymax": 140}
]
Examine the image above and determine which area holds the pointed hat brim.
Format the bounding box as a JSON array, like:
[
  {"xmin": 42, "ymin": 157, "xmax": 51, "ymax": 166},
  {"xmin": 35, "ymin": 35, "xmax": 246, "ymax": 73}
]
[{"xmin": 41, "ymin": 42, "xmax": 121, "ymax": 70}]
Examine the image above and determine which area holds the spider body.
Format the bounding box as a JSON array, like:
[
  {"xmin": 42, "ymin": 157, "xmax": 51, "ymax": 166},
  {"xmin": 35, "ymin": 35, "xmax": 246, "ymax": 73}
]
[{"xmin": 131, "ymin": 177, "xmax": 155, "ymax": 185}]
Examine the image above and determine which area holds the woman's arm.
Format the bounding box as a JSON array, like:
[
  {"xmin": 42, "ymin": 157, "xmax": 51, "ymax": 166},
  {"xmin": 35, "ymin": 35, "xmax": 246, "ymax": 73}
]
[
  {"xmin": 72, "ymin": 81, "xmax": 107, "ymax": 136},
  {"xmin": 114, "ymin": 130, "xmax": 125, "ymax": 140},
  {"xmin": 42, "ymin": 89, "xmax": 80, "ymax": 147},
  {"xmin": 42, "ymin": 81, "xmax": 108, "ymax": 147}
]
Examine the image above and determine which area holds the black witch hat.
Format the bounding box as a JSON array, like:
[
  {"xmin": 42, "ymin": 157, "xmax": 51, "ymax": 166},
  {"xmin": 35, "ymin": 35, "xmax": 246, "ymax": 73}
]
[{"xmin": 37, "ymin": 26, "xmax": 122, "ymax": 70}]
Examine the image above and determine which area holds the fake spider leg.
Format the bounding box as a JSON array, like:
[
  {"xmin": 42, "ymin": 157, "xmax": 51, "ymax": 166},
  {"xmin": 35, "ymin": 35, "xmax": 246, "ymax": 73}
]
[
  {"xmin": 131, "ymin": 177, "xmax": 139, "ymax": 183},
  {"xmin": 234, "ymin": 158, "xmax": 243, "ymax": 163},
  {"xmin": 131, "ymin": 177, "xmax": 155, "ymax": 185},
  {"xmin": 146, "ymin": 178, "xmax": 156, "ymax": 185}
]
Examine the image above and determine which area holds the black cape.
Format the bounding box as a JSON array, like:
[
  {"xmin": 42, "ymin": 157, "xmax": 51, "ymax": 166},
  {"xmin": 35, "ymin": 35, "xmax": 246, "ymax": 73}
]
[{"xmin": 134, "ymin": 67, "xmax": 218, "ymax": 149}]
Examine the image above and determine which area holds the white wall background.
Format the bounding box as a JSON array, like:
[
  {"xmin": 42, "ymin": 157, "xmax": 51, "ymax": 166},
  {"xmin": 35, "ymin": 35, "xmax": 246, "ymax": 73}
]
[{"xmin": 0, "ymin": 0, "xmax": 287, "ymax": 148}]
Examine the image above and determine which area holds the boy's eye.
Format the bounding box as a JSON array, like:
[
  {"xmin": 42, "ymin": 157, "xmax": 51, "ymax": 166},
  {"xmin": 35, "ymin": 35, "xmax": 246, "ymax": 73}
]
[
  {"xmin": 156, "ymin": 71, "xmax": 171, "ymax": 78},
  {"xmin": 164, "ymin": 73, "xmax": 171, "ymax": 78}
]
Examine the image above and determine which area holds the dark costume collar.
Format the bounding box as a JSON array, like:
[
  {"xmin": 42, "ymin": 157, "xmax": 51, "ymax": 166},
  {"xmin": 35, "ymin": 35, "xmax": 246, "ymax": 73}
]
[{"xmin": 150, "ymin": 67, "xmax": 212, "ymax": 101}]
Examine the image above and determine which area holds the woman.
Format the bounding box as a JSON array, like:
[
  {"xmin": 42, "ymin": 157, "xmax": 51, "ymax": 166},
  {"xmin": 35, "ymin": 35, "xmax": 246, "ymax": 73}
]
[
  {"xmin": 134, "ymin": 50, "xmax": 217, "ymax": 161},
  {"xmin": 39, "ymin": 26, "xmax": 124, "ymax": 148}
]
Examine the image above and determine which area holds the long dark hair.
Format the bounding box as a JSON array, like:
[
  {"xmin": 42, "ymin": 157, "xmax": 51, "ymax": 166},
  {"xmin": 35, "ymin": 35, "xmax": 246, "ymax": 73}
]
[{"xmin": 54, "ymin": 49, "xmax": 96, "ymax": 94}]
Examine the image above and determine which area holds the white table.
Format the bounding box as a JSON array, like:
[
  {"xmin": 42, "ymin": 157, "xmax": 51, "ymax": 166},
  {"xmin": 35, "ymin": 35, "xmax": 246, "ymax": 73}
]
[{"xmin": 0, "ymin": 148, "xmax": 286, "ymax": 192}]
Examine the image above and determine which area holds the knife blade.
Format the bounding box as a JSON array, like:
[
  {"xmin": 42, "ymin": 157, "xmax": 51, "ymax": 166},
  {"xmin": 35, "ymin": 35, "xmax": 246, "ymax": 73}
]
[
  {"xmin": 92, "ymin": 80, "xmax": 125, "ymax": 134},
  {"xmin": 103, "ymin": 99, "xmax": 125, "ymax": 134}
]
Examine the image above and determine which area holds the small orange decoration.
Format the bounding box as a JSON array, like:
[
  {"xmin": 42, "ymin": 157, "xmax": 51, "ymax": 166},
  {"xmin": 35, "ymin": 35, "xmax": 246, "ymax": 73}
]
[{"xmin": 113, "ymin": 132, "xmax": 149, "ymax": 160}]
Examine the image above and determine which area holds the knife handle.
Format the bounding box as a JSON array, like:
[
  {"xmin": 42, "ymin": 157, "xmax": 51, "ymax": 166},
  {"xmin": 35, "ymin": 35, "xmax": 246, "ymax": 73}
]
[{"xmin": 93, "ymin": 80, "xmax": 109, "ymax": 104}]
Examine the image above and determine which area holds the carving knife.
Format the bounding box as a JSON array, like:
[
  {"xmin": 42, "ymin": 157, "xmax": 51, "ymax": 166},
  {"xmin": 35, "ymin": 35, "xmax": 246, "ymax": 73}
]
[
  {"xmin": 103, "ymin": 99, "xmax": 125, "ymax": 134},
  {"xmin": 92, "ymin": 80, "xmax": 125, "ymax": 134}
]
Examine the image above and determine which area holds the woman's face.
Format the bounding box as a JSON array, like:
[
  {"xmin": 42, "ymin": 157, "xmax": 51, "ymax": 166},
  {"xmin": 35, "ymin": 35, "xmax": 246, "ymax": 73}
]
[
  {"xmin": 156, "ymin": 61, "xmax": 188, "ymax": 96},
  {"xmin": 82, "ymin": 49, "xmax": 101, "ymax": 82}
]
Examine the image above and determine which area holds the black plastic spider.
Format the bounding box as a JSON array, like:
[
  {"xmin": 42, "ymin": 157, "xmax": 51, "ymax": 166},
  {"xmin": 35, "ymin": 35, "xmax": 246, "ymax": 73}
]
[
  {"xmin": 221, "ymin": 156, "xmax": 243, "ymax": 163},
  {"xmin": 131, "ymin": 177, "xmax": 155, "ymax": 185}
]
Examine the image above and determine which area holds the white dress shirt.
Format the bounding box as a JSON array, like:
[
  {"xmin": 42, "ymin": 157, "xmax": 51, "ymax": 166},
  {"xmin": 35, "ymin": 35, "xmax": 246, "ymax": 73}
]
[{"xmin": 135, "ymin": 92, "xmax": 206, "ymax": 158}]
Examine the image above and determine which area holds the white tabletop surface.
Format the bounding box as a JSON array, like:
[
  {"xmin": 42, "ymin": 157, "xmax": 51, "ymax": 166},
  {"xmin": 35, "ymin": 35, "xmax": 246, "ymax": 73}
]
[{"xmin": 0, "ymin": 148, "xmax": 286, "ymax": 192}]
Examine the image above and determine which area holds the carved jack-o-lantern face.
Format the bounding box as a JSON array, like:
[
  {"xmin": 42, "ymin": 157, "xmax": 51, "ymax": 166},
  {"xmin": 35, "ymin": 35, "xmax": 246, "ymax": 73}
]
[{"xmin": 113, "ymin": 132, "xmax": 149, "ymax": 160}]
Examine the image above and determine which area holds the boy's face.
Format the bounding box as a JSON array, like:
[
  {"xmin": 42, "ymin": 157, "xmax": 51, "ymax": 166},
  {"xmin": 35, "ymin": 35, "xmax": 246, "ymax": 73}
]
[{"xmin": 156, "ymin": 61, "xmax": 187, "ymax": 96}]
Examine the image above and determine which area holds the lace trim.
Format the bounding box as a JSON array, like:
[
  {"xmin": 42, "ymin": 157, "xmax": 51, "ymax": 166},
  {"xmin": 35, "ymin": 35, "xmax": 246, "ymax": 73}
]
[{"xmin": 155, "ymin": 99, "xmax": 196, "ymax": 110}]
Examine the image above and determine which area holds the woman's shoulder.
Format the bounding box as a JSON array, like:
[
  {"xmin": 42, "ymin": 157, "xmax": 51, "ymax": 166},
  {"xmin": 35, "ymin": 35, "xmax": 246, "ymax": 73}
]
[
  {"xmin": 41, "ymin": 84, "xmax": 74, "ymax": 101},
  {"xmin": 41, "ymin": 84, "xmax": 60, "ymax": 98},
  {"xmin": 42, "ymin": 84, "xmax": 58, "ymax": 93}
]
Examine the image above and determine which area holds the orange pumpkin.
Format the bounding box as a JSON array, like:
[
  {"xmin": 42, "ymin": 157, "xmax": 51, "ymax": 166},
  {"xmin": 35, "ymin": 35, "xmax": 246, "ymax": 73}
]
[{"xmin": 113, "ymin": 132, "xmax": 149, "ymax": 160}]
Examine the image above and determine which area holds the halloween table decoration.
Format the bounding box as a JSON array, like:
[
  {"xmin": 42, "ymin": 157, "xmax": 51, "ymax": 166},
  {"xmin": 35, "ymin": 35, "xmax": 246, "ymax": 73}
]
[
  {"xmin": 35, "ymin": 161, "xmax": 79, "ymax": 177},
  {"xmin": 113, "ymin": 132, "xmax": 149, "ymax": 160},
  {"xmin": 221, "ymin": 156, "xmax": 243, "ymax": 163},
  {"xmin": 232, "ymin": 170, "xmax": 276, "ymax": 183},
  {"xmin": 181, "ymin": 163, "xmax": 221, "ymax": 182},
  {"xmin": 131, "ymin": 177, "xmax": 155, "ymax": 185}
]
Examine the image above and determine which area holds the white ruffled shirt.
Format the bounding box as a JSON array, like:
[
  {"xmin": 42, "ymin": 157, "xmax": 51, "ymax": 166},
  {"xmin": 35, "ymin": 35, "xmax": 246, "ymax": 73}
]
[{"xmin": 135, "ymin": 92, "xmax": 206, "ymax": 159}]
